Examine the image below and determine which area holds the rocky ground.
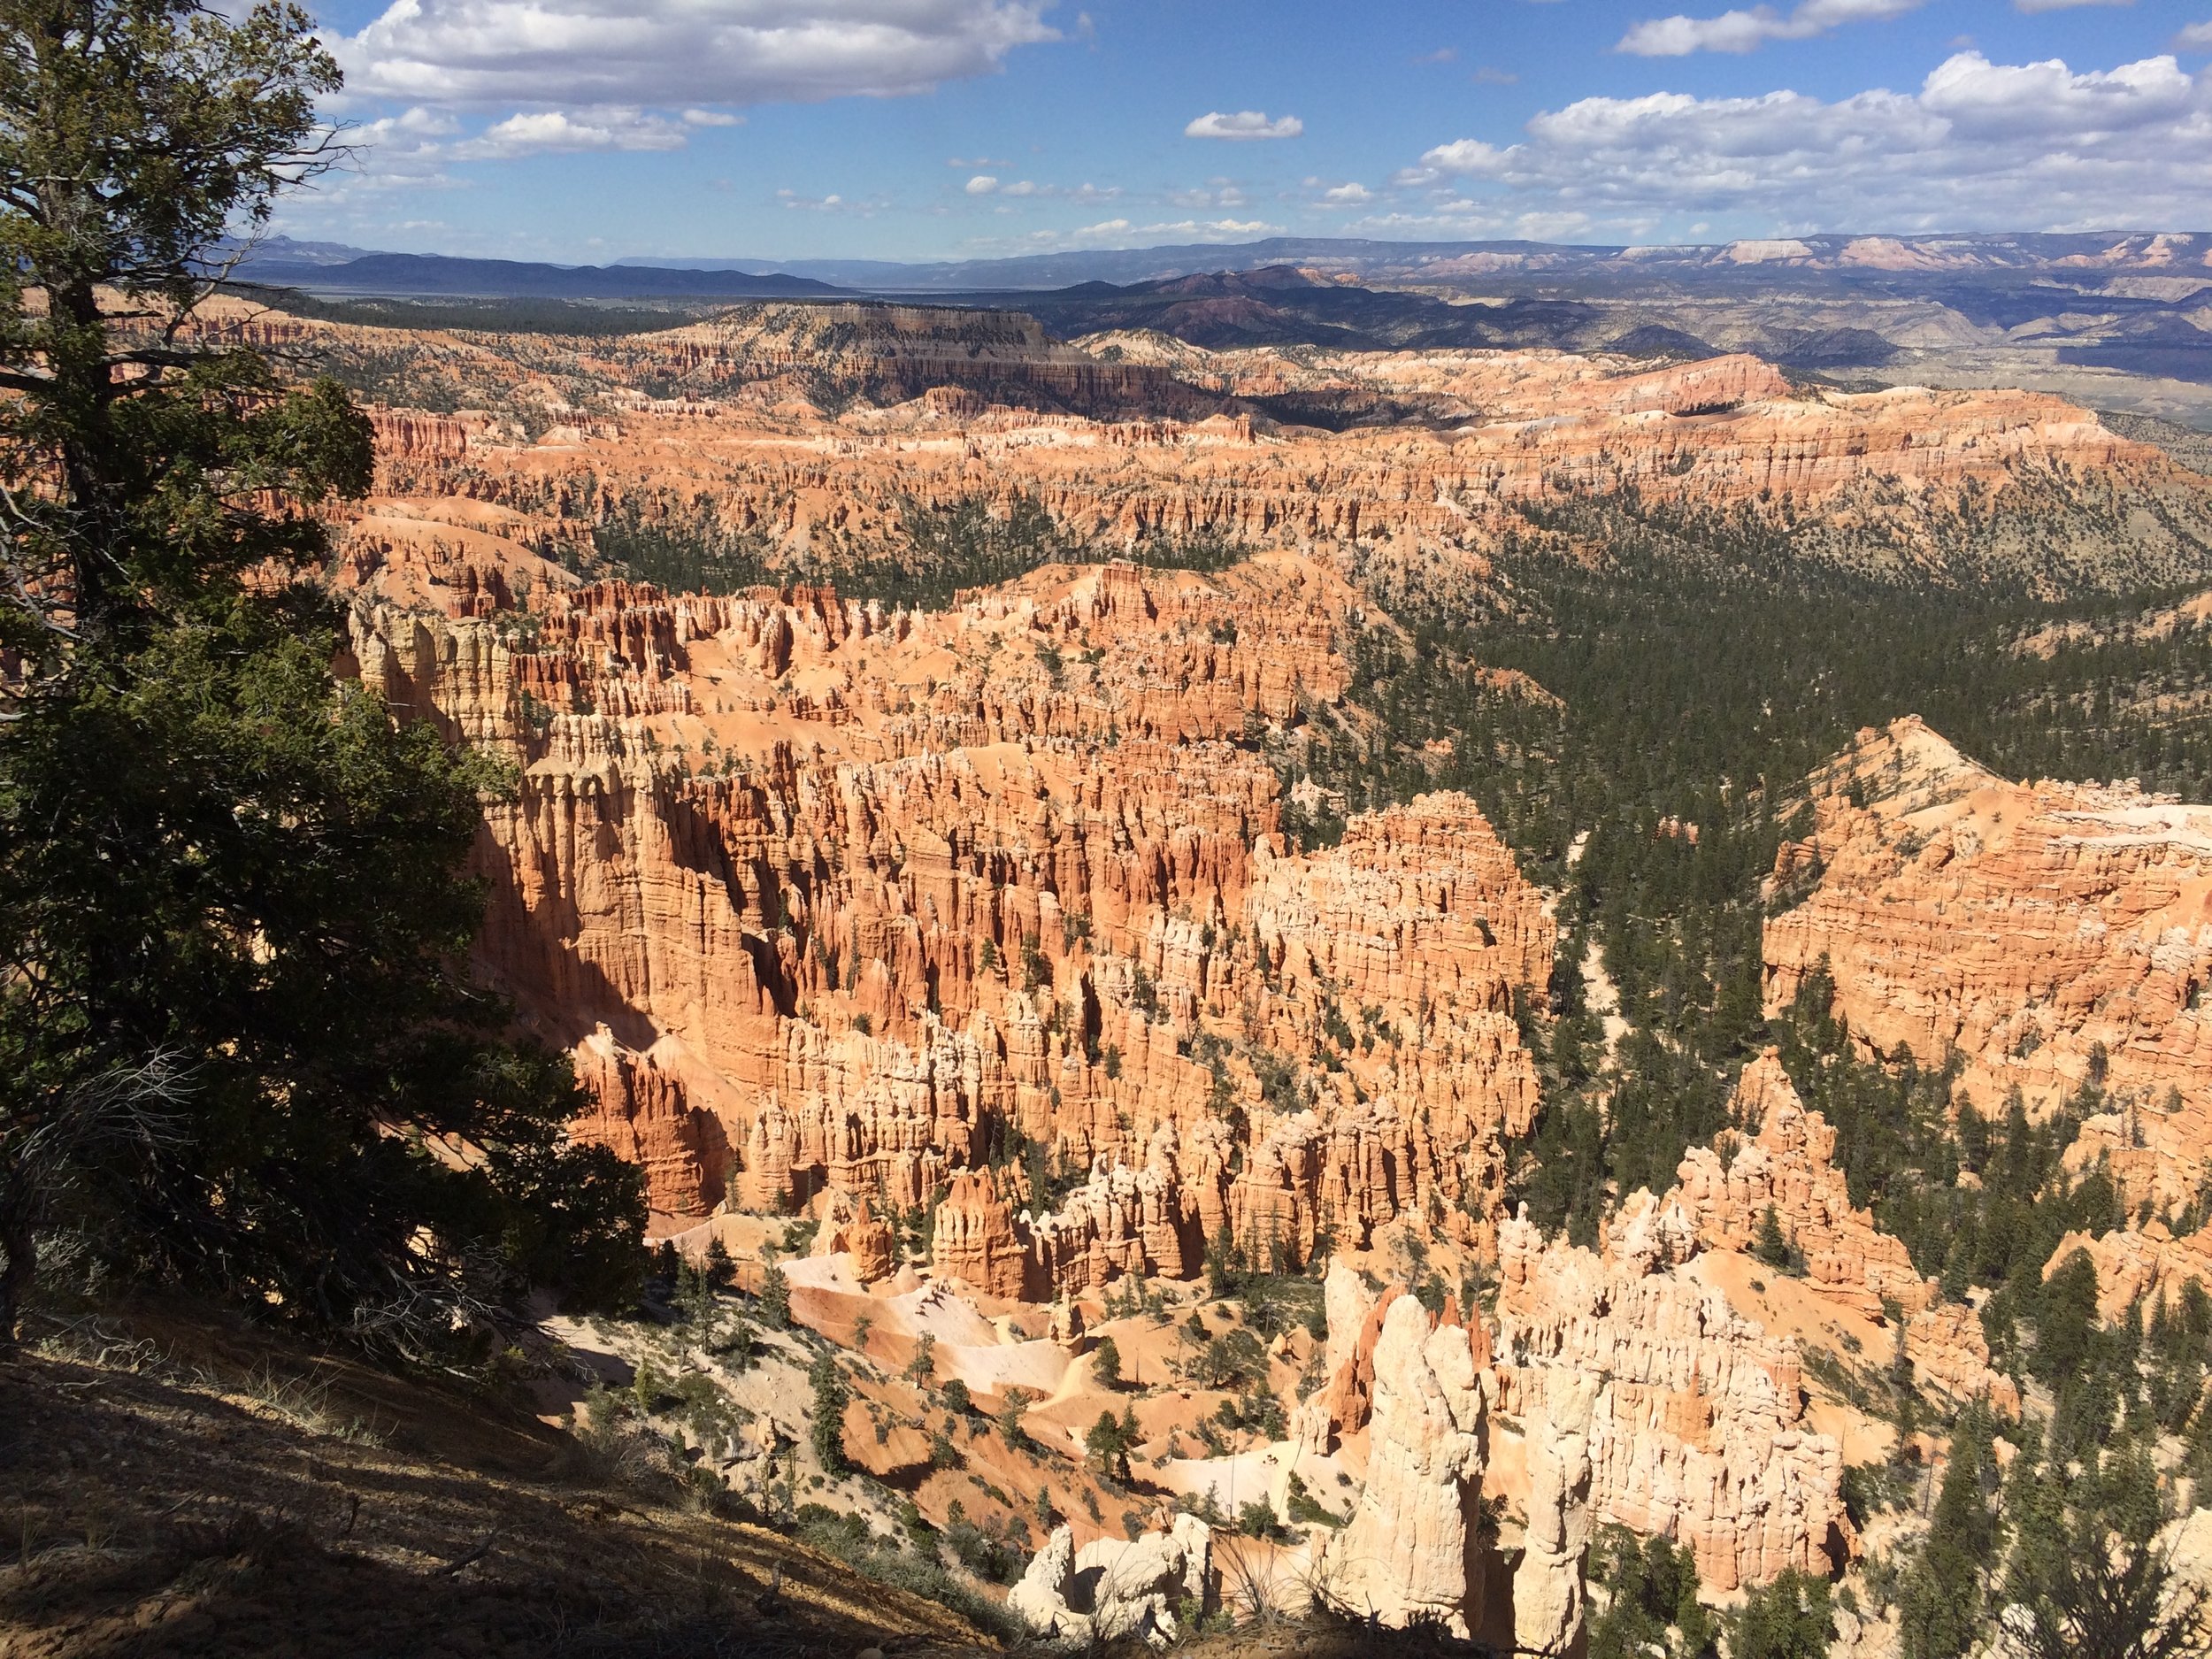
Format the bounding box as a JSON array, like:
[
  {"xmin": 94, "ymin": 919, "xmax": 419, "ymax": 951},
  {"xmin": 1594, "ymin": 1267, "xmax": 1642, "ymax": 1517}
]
[{"xmin": 0, "ymin": 1306, "xmax": 992, "ymax": 1659}]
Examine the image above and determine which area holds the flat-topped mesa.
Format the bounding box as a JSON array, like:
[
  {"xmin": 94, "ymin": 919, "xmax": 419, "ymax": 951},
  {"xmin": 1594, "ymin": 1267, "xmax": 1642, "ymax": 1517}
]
[
  {"xmin": 596, "ymin": 301, "xmax": 1228, "ymax": 422},
  {"xmin": 1765, "ymin": 716, "xmax": 2212, "ymax": 1194}
]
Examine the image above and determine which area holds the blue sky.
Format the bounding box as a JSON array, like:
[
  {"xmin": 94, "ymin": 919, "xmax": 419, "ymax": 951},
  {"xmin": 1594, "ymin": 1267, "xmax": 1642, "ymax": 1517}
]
[{"xmin": 282, "ymin": 0, "xmax": 2212, "ymax": 263}]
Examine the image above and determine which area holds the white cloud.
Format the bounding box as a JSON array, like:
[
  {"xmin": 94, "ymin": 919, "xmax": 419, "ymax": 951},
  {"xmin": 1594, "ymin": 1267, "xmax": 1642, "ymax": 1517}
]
[
  {"xmin": 1618, "ymin": 0, "xmax": 1923, "ymax": 57},
  {"xmin": 682, "ymin": 108, "xmax": 744, "ymax": 126},
  {"xmin": 1406, "ymin": 50, "xmax": 2212, "ymax": 232},
  {"xmin": 1320, "ymin": 181, "xmax": 1374, "ymax": 204},
  {"xmin": 452, "ymin": 107, "xmax": 687, "ymax": 157},
  {"xmin": 775, "ymin": 187, "xmax": 885, "ymax": 213},
  {"xmin": 1167, "ymin": 182, "xmax": 1249, "ymax": 208},
  {"xmin": 340, "ymin": 0, "xmax": 1057, "ymax": 111},
  {"xmin": 1183, "ymin": 110, "xmax": 1303, "ymax": 140},
  {"xmin": 964, "ymin": 174, "xmax": 1118, "ymax": 201},
  {"xmin": 1002, "ymin": 215, "xmax": 1280, "ymax": 249},
  {"xmin": 2180, "ymin": 20, "xmax": 2212, "ymax": 48}
]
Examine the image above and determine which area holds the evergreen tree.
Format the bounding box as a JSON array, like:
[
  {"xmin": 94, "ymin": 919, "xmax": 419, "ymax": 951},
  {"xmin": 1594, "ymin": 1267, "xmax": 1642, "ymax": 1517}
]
[
  {"xmin": 2002, "ymin": 1441, "xmax": 2208, "ymax": 1659},
  {"xmin": 1755, "ymin": 1206, "xmax": 1794, "ymax": 1271},
  {"xmin": 809, "ymin": 1352, "xmax": 849, "ymax": 1476},
  {"xmin": 1728, "ymin": 1569, "xmax": 1832, "ymax": 1659},
  {"xmin": 0, "ymin": 0, "xmax": 641, "ymax": 1347},
  {"xmin": 1089, "ymin": 1333, "xmax": 1123, "ymax": 1389},
  {"xmin": 756, "ymin": 1261, "xmax": 792, "ymax": 1329}
]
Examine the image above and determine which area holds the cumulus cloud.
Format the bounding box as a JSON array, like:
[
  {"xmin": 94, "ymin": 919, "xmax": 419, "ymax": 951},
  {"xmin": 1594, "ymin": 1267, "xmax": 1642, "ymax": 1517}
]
[
  {"xmin": 1617, "ymin": 0, "xmax": 1922, "ymax": 57},
  {"xmin": 1406, "ymin": 50, "xmax": 2212, "ymax": 231},
  {"xmin": 1320, "ymin": 181, "xmax": 1374, "ymax": 204},
  {"xmin": 452, "ymin": 107, "xmax": 687, "ymax": 157},
  {"xmin": 682, "ymin": 108, "xmax": 744, "ymax": 126},
  {"xmin": 339, "ymin": 0, "xmax": 1057, "ymax": 111},
  {"xmin": 1183, "ymin": 110, "xmax": 1302, "ymax": 140},
  {"xmin": 2180, "ymin": 20, "xmax": 2212, "ymax": 48}
]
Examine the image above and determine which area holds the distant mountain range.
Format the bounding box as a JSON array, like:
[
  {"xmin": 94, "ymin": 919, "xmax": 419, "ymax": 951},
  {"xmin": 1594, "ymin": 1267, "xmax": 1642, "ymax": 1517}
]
[
  {"xmin": 227, "ymin": 232, "xmax": 2212, "ymax": 426},
  {"xmin": 238, "ymin": 231, "xmax": 2212, "ymax": 301},
  {"xmin": 234, "ymin": 242, "xmax": 849, "ymax": 300}
]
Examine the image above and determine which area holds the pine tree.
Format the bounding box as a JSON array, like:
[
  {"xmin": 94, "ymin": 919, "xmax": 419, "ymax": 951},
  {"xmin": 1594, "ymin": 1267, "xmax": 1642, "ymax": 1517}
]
[
  {"xmin": 1755, "ymin": 1206, "xmax": 1794, "ymax": 1271},
  {"xmin": 1090, "ymin": 1333, "xmax": 1122, "ymax": 1389},
  {"xmin": 0, "ymin": 0, "xmax": 642, "ymax": 1347},
  {"xmin": 756, "ymin": 1262, "xmax": 792, "ymax": 1329}
]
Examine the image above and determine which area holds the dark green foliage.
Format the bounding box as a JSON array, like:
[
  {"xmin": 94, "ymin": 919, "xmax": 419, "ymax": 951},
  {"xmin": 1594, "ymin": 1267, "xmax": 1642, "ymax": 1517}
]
[
  {"xmin": 2146, "ymin": 1282, "xmax": 2212, "ymax": 1433},
  {"xmin": 941, "ymin": 1499, "xmax": 1025, "ymax": 1586},
  {"xmin": 596, "ymin": 490, "xmax": 1247, "ymax": 611},
  {"xmin": 1755, "ymin": 1207, "xmax": 1803, "ymax": 1275},
  {"xmin": 755, "ymin": 1261, "xmax": 791, "ymax": 1328},
  {"xmin": 1587, "ymin": 1525, "xmax": 1717, "ymax": 1659},
  {"xmin": 1085, "ymin": 1408, "xmax": 1138, "ymax": 1480},
  {"xmin": 703, "ymin": 1236, "xmax": 734, "ymax": 1290},
  {"xmin": 1089, "ymin": 1333, "xmax": 1122, "ymax": 1389},
  {"xmin": 809, "ymin": 1353, "xmax": 849, "ymax": 1475},
  {"xmin": 2001, "ymin": 1438, "xmax": 2210, "ymax": 1659},
  {"xmin": 1286, "ymin": 495, "xmax": 2212, "ymax": 1245},
  {"xmin": 1899, "ymin": 1409, "xmax": 2003, "ymax": 1659},
  {"xmin": 1182, "ymin": 1325, "xmax": 1267, "ymax": 1390},
  {"xmin": 1774, "ymin": 970, "xmax": 2123, "ymax": 1360},
  {"xmin": 794, "ymin": 1501, "xmax": 1022, "ymax": 1640},
  {"xmin": 1284, "ymin": 1471, "xmax": 1341, "ymax": 1529},
  {"xmin": 1236, "ymin": 1499, "xmax": 1286, "ymax": 1540},
  {"xmin": 1729, "ymin": 1568, "xmax": 1833, "ymax": 1659},
  {"xmin": 0, "ymin": 0, "xmax": 647, "ymax": 1350},
  {"xmin": 941, "ymin": 1377, "xmax": 972, "ymax": 1416}
]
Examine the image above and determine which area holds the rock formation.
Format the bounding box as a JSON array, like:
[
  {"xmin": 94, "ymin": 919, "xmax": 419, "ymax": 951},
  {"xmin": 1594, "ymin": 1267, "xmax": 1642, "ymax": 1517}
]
[
  {"xmin": 1326, "ymin": 1294, "xmax": 1498, "ymax": 1635},
  {"xmin": 1494, "ymin": 1212, "xmax": 1851, "ymax": 1595},
  {"xmin": 349, "ymin": 552, "xmax": 1556, "ymax": 1284},
  {"xmin": 811, "ymin": 1188, "xmax": 895, "ymax": 1283},
  {"xmin": 293, "ymin": 293, "xmax": 2212, "ymax": 1632},
  {"xmin": 1670, "ymin": 1053, "xmax": 2017, "ymax": 1410},
  {"xmin": 1517, "ymin": 1368, "xmax": 1600, "ymax": 1659},
  {"xmin": 1766, "ymin": 717, "xmax": 2212, "ymax": 1178},
  {"xmin": 1010, "ymin": 1515, "xmax": 1212, "ymax": 1647},
  {"xmin": 1767, "ymin": 717, "xmax": 2212, "ymax": 1309}
]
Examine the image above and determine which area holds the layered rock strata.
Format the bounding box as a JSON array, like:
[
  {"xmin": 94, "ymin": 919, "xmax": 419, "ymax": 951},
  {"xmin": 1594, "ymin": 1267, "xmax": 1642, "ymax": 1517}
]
[
  {"xmin": 350, "ymin": 555, "xmax": 1554, "ymax": 1283},
  {"xmin": 1494, "ymin": 1214, "xmax": 1852, "ymax": 1594},
  {"xmin": 1766, "ymin": 718, "xmax": 2212, "ymax": 1212}
]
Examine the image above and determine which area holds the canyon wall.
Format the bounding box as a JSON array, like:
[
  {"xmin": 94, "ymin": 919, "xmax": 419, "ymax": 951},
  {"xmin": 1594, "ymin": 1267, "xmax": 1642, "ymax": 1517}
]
[
  {"xmin": 351, "ymin": 553, "xmax": 1553, "ymax": 1264},
  {"xmin": 1765, "ymin": 717, "xmax": 2212, "ymax": 1205}
]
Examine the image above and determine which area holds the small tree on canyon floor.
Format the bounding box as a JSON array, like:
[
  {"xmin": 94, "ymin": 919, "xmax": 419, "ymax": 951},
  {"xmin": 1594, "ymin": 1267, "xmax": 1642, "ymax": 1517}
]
[{"xmin": 0, "ymin": 0, "xmax": 642, "ymax": 1348}]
